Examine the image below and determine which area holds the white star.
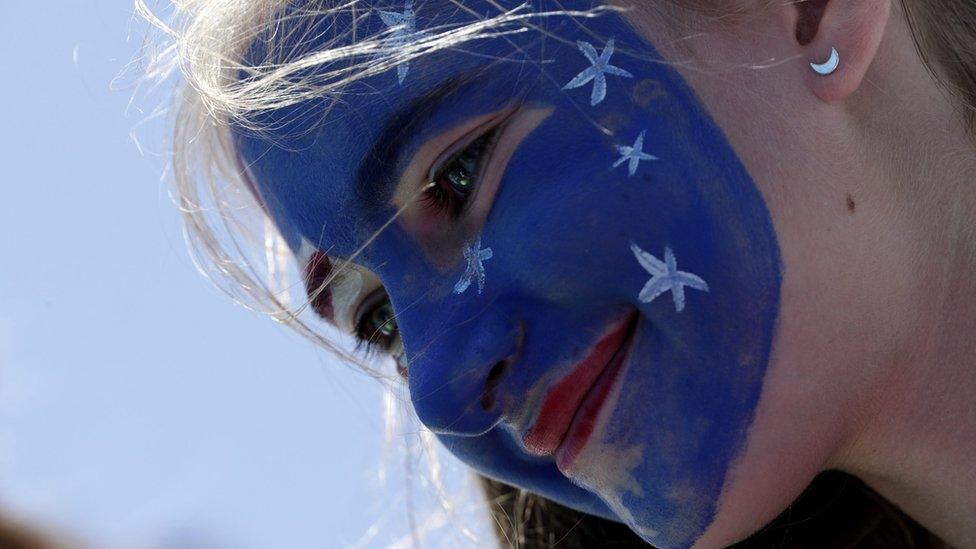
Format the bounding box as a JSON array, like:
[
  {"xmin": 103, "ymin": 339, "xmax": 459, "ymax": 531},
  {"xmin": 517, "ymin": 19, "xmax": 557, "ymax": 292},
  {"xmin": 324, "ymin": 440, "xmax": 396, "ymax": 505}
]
[
  {"xmin": 613, "ymin": 130, "xmax": 658, "ymax": 176},
  {"xmin": 572, "ymin": 440, "xmax": 645, "ymax": 497},
  {"xmin": 630, "ymin": 243, "xmax": 709, "ymax": 312},
  {"xmin": 377, "ymin": 0, "xmax": 423, "ymax": 84},
  {"xmin": 454, "ymin": 238, "xmax": 493, "ymax": 294},
  {"xmin": 562, "ymin": 37, "xmax": 633, "ymax": 106},
  {"xmin": 568, "ymin": 440, "xmax": 659, "ymax": 539}
]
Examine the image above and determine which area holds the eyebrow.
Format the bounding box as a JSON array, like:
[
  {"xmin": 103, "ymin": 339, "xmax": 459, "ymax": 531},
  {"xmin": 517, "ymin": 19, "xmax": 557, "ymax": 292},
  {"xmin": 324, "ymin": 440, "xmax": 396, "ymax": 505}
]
[{"xmin": 352, "ymin": 73, "xmax": 477, "ymax": 209}]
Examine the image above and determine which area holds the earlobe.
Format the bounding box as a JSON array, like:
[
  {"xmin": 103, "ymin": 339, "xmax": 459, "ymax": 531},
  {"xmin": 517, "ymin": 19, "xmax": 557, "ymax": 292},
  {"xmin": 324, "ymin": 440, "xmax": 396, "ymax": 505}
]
[{"xmin": 795, "ymin": 0, "xmax": 892, "ymax": 103}]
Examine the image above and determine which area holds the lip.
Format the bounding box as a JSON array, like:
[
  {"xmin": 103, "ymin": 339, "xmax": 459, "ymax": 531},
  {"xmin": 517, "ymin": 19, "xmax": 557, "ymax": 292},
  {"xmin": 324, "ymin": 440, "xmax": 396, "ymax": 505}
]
[{"xmin": 523, "ymin": 312, "xmax": 638, "ymax": 464}]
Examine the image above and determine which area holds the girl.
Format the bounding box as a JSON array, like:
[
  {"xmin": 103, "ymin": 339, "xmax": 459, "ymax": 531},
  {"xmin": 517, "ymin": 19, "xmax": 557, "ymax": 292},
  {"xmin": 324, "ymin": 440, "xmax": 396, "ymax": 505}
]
[{"xmin": 140, "ymin": 0, "xmax": 976, "ymax": 546}]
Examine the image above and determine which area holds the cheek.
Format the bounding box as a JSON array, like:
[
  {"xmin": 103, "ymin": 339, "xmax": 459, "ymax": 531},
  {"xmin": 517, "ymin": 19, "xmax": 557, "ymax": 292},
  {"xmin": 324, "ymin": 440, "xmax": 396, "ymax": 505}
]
[
  {"xmin": 474, "ymin": 109, "xmax": 671, "ymax": 304},
  {"xmin": 358, "ymin": 16, "xmax": 782, "ymax": 546},
  {"xmin": 480, "ymin": 117, "xmax": 610, "ymax": 269},
  {"xmin": 457, "ymin": 70, "xmax": 781, "ymax": 547}
]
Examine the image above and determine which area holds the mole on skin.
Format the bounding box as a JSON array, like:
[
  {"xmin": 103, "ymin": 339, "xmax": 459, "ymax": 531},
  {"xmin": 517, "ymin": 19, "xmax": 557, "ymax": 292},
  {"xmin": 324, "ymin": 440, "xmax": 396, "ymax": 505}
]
[{"xmin": 233, "ymin": 1, "xmax": 783, "ymax": 545}]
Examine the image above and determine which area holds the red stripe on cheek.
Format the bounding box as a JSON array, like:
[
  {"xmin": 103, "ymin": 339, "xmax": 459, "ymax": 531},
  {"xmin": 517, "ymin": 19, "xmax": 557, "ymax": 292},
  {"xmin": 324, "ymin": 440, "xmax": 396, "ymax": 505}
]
[{"xmin": 304, "ymin": 251, "xmax": 334, "ymax": 320}]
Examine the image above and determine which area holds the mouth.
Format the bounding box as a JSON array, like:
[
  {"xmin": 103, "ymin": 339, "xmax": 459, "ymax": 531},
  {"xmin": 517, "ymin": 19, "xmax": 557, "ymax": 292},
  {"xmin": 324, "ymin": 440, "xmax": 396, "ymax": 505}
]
[{"xmin": 523, "ymin": 311, "xmax": 639, "ymax": 468}]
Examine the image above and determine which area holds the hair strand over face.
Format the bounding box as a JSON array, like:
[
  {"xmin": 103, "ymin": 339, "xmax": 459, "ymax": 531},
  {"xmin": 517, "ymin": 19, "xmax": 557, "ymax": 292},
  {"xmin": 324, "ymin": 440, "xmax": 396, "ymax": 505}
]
[{"xmin": 132, "ymin": 0, "xmax": 976, "ymax": 544}]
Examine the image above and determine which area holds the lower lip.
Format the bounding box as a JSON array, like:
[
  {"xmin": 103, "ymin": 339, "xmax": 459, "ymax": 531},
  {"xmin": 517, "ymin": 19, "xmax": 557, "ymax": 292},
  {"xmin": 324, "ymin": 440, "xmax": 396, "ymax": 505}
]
[
  {"xmin": 555, "ymin": 329, "xmax": 634, "ymax": 472},
  {"xmin": 523, "ymin": 313, "xmax": 637, "ymax": 461}
]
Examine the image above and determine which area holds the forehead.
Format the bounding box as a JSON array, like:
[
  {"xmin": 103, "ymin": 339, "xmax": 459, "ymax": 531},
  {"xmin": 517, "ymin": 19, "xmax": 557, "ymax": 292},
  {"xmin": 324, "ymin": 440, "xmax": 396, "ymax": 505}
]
[{"xmin": 233, "ymin": 0, "xmax": 536, "ymax": 254}]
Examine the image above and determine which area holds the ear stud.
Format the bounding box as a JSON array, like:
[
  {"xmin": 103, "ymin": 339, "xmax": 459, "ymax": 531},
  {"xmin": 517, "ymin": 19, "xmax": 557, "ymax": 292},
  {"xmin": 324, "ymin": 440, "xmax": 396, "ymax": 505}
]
[{"xmin": 810, "ymin": 47, "xmax": 840, "ymax": 76}]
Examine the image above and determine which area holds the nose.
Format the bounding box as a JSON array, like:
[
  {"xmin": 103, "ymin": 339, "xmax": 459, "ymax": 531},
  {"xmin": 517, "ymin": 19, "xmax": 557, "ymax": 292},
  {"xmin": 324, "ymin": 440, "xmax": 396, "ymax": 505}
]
[{"xmin": 405, "ymin": 306, "xmax": 521, "ymax": 436}]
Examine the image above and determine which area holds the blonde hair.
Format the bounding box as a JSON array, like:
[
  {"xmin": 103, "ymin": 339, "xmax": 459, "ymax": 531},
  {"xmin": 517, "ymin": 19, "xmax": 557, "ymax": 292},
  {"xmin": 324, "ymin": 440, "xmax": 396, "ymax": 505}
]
[
  {"xmin": 134, "ymin": 0, "xmax": 976, "ymax": 545},
  {"xmin": 137, "ymin": 0, "xmax": 976, "ymax": 373},
  {"xmin": 136, "ymin": 0, "xmax": 976, "ymax": 371},
  {"xmin": 134, "ymin": 0, "xmax": 616, "ymax": 378},
  {"xmin": 901, "ymin": 0, "xmax": 976, "ymax": 134}
]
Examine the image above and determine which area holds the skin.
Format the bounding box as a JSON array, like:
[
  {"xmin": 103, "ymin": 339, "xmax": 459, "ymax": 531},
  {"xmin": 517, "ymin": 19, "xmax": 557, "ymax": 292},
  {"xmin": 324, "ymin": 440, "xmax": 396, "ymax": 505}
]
[
  {"xmin": 234, "ymin": 0, "xmax": 976, "ymax": 547},
  {"xmin": 626, "ymin": 1, "xmax": 976, "ymax": 547}
]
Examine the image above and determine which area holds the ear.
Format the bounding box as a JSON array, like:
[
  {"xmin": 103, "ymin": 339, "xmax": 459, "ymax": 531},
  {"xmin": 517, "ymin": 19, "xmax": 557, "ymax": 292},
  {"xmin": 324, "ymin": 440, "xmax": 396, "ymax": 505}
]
[{"xmin": 786, "ymin": 0, "xmax": 891, "ymax": 103}]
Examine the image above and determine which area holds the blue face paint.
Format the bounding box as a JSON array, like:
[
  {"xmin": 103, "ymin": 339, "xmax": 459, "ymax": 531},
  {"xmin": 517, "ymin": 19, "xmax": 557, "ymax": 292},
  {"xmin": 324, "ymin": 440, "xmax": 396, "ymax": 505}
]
[{"xmin": 235, "ymin": 2, "xmax": 782, "ymax": 546}]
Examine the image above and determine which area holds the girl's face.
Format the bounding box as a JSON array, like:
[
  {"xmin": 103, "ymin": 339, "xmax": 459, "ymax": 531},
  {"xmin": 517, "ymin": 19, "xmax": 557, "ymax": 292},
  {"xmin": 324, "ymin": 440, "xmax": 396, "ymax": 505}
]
[{"xmin": 237, "ymin": 1, "xmax": 785, "ymax": 546}]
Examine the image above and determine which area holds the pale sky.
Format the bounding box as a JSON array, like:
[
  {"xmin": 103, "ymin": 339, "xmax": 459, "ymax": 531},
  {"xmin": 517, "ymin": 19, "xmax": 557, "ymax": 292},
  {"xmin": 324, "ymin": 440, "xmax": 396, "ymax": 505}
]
[{"xmin": 0, "ymin": 2, "xmax": 487, "ymax": 547}]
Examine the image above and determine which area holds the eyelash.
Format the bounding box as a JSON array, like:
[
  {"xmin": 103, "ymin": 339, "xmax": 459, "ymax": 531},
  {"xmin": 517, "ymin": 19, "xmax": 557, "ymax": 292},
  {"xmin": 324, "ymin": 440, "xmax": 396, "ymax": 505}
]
[
  {"xmin": 353, "ymin": 289, "xmax": 400, "ymax": 357},
  {"xmin": 351, "ymin": 122, "xmax": 502, "ymax": 369},
  {"xmin": 421, "ymin": 126, "xmax": 498, "ymax": 219}
]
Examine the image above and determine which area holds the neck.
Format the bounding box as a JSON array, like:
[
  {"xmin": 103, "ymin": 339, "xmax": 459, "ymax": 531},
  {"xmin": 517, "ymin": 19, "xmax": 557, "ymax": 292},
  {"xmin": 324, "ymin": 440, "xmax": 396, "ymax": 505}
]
[{"xmin": 839, "ymin": 92, "xmax": 976, "ymax": 548}]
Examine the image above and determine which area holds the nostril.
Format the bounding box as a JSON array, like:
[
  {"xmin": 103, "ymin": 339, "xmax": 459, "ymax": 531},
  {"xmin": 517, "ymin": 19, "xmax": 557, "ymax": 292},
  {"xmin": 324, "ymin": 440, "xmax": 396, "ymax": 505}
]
[{"xmin": 481, "ymin": 360, "xmax": 508, "ymax": 411}]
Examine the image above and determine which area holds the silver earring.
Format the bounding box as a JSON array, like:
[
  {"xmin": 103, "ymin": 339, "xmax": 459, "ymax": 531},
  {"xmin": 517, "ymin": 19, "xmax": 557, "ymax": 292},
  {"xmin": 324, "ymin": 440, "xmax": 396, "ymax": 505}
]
[{"xmin": 810, "ymin": 47, "xmax": 839, "ymax": 75}]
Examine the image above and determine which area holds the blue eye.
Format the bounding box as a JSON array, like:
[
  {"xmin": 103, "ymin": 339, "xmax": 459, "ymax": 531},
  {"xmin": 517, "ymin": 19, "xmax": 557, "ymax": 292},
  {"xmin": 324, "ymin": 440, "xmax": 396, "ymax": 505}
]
[{"xmin": 423, "ymin": 128, "xmax": 496, "ymax": 218}]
